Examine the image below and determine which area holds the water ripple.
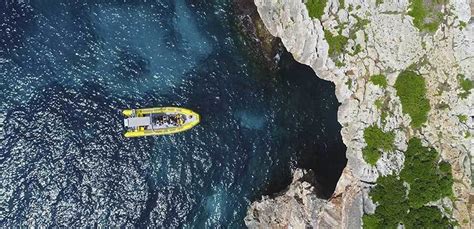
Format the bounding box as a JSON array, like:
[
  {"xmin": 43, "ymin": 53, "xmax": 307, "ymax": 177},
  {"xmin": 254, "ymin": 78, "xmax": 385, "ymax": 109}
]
[{"xmin": 0, "ymin": 0, "xmax": 345, "ymax": 227}]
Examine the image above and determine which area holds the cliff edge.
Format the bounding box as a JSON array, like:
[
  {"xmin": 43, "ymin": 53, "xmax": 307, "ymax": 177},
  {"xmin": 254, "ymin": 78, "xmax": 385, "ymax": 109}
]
[{"xmin": 246, "ymin": 0, "xmax": 473, "ymax": 228}]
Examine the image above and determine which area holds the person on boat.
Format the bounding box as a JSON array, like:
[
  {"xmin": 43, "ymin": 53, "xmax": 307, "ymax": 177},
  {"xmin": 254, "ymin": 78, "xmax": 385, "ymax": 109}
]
[
  {"xmin": 177, "ymin": 115, "xmax": 184, "ymax": 125},
  {"xmin": 156, "ymin": 116, "xmax": 165, "ymax": 126},
  {"xmin": 169, "ymin": 115, "xmax": 179, "ymax": 125}
]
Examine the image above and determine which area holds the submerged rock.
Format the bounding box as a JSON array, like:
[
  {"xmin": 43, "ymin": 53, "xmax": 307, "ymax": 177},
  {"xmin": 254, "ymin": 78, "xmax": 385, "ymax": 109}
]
[{"xmin": 232, "ymin": 0, "xmax": 284, "ymax": 72}]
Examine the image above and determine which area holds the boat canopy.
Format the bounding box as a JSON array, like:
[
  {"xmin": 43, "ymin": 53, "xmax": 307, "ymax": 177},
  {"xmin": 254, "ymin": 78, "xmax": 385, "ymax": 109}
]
[{"xmin": 124, "ymin": 116, "xmax": 151, "ymax": 128}]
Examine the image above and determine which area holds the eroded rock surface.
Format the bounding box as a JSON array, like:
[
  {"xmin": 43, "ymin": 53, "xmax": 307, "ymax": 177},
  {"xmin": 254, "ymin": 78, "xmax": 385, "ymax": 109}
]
[
  {"xmin": 244, "ymin": 169, "xmax": 327, "ymax": 228},
  {"xmin": 247, "ymin": 0, "xmax": 473, "ymax": 228}
]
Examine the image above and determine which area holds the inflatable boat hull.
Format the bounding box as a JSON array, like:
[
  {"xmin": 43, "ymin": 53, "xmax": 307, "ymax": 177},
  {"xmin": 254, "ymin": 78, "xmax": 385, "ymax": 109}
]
[{"xmin": 123, "ymin": 107, "xmax": 200, "ymax": 137}]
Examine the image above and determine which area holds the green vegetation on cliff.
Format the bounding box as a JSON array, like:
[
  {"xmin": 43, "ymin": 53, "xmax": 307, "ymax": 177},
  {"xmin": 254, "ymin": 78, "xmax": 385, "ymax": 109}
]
[
  {"xmin": 349, "ymin": 15, "xmax": 370, "ymax": 40},
  {"xmin": 407, "ymin": 0, "xmax": 445, "ymax": 32},
  {"xmin": 306, "ymin": 0, "xmax": 328, "ymax": 19},
  {"xmin": 363, "ymin": 147, "xmax": 381, "ymax": 166},
  {"xmin": 370, "ymin": 74, "xmax": 388, "ymax": 88},
  {"xmin": 364, "ymin": 126, "xmax": 395, "ymax": 151},
  {"xmin": 400, "ymin": 138, "xmax": 453, "ymax": 208},
  {"xmin": 458, "ymin": 114, "xmax": 467, "ymax": 123},
  {"xmin": 338, "ymin": 0, "xmax": 345, "ymax": 8},
  {"xmin": 374, "ymin": 97, "xmax": 390, "ymax": 123},
  {"xmin": 374, "ymin": 99, "xmax": 383, "ymax": 109},
  {"xmin": 362, "ymin": 175, "xmax": 408, "ymax": 228},
  {"xmin": 395, "ymin": 71, "xmax": 430, "ymax": 128},
  {"xmin": 313, "ymin": 7, "xmax": 369, "ymax": 58},
  {"xmin": 351, "ymin": 44, "xmax": 362, "ymax": 56},
  {"xmin": 458, "ymin": 74, "xmax": 473, "ymax": 99},
  {"xmin": 404, "ymin": 206, "xmax": 452, "ymax": 229},
  {"xmin": 363, "ymin": 138, "xmax": 454, "ymax": 229},
  {"xmin": 362, "ymin": 126, "xmax": 395, "ymax": 165},
  {"xmin": 324, "ymin": 30, "xmax": 349, "ymax": 56}
]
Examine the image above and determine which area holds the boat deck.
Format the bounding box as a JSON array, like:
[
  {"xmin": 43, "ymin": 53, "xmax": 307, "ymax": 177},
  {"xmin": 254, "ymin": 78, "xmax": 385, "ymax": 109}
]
[
  {"xmin": 124, "ymin": 112, "xmax": 198, "ymax": 130},
  {"xmin": 123, "ymin": 107, "xmax": 200, "ymax": 137}
]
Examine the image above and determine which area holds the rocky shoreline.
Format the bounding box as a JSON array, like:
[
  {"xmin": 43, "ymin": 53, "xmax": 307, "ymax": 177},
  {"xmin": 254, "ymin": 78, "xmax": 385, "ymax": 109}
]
[
  {"xmin": 232, "ymin": 0, "xmax": 284, "ymax": 73},
  {"xmin": 245, "ymin": 0, "xmax": 473, "ymax": 228}
]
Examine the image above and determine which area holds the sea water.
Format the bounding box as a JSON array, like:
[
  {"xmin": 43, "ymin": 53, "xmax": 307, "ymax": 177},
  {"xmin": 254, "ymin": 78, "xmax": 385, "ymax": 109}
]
[{"xmin": 0, "ymin": 0, "xmax": 345, "ymax": 227}]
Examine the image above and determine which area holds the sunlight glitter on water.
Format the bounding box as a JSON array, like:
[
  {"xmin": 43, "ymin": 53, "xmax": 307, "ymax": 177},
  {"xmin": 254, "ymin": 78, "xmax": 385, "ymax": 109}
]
[{"xmin": 0, "ymin": 0, "xmax": 345, "ymax": 227}]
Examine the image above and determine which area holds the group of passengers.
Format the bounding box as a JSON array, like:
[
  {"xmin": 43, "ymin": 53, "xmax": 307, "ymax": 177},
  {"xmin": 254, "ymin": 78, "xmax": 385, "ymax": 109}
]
[{"xmin": 155, "ymin": 114, "xmax": 184, "ymax": 126}]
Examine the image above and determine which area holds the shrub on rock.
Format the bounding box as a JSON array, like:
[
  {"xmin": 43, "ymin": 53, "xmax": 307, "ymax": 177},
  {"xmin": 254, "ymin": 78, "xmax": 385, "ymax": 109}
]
[
  {"xmin": 306, "ymin": 0, "xmax": 328, "ymax": 19},
  {"xmin": 395, "ymin": 71, "xmax": 430, "ymax": 128}
]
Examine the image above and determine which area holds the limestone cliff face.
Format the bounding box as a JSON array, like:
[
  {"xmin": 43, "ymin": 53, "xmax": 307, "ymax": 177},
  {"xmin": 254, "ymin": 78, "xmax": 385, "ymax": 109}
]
[
  {"xmin": 245, "ymin": 169, "xmax": 328, "ymax": 228},
  {"xmin": 246, "ymin": 0, "xmax": 473, "ymax": 228}
]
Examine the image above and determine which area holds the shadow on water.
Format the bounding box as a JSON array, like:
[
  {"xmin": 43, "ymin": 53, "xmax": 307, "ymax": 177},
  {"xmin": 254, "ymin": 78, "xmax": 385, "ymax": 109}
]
[
  {"xmin": 276, "ymin": 51, "xmax": 347, "ymax": 199},
  {"xmin": 249, "ymin": 50, "xmax": 347, "ymax": 200}
]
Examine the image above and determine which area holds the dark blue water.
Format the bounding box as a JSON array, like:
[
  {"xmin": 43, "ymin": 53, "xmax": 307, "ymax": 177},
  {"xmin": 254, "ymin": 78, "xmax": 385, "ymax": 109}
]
[{"xmin": 0, "ymin": 0, "xmax": 345, "ymax": 227}]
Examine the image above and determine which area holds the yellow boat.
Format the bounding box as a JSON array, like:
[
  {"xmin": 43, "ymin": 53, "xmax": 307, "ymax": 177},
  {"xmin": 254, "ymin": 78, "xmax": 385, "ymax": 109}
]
[{"xmin": 122, "ymin": 107, "xmax": 200, "ymax": 137}]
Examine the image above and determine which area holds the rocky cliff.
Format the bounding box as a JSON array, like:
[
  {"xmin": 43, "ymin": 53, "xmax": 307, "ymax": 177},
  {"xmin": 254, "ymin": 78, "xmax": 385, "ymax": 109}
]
[{"xmin": 245, "ymin": 0, "xmax": 473, "ymax": 228}]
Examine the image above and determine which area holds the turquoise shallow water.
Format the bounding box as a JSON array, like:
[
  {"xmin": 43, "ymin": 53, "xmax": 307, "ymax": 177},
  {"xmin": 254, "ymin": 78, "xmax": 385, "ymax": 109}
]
[{"xmin": 0, "ymin": 0, "xmax": 345, "ymax": 227}]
